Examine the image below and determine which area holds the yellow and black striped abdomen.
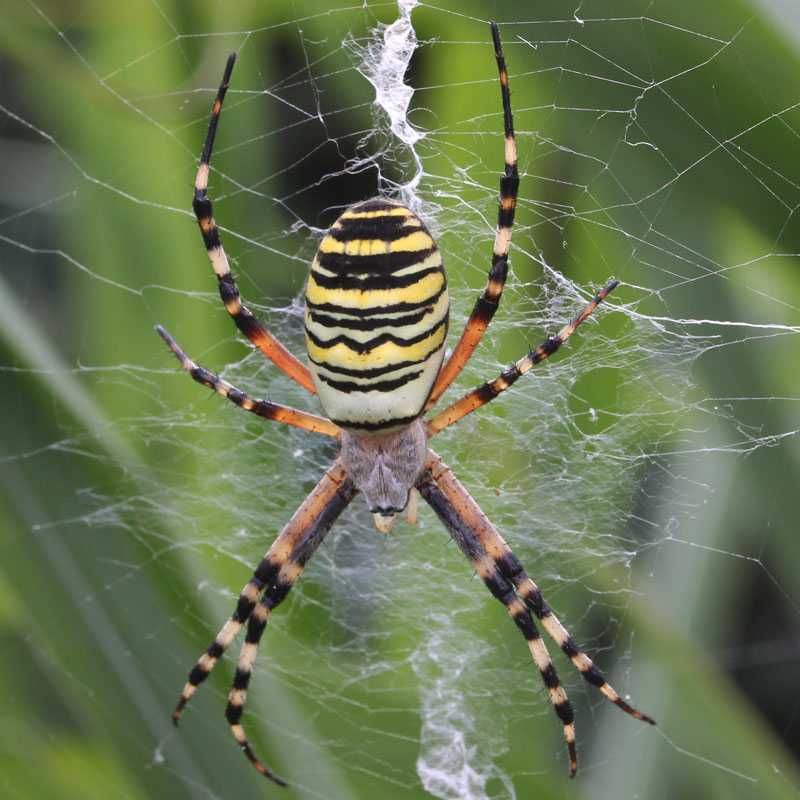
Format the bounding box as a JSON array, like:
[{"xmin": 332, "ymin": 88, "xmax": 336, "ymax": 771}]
[{"xmin": 305, "ymin": 199, "xmax": 449, "ymax": 432}]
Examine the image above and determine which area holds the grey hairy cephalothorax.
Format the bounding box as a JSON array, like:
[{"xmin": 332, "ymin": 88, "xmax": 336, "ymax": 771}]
[{"xmin": 339, "ymin": 419, "xmax": 427, "ymax": 531}]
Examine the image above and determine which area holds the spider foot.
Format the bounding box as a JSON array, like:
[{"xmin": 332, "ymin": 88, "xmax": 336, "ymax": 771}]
[
  {"xmin": 606, "ymin": 690, "xmax": 656, "ymax": 725},
  {"xmin": 171, "ymin": 699, "xmax": 186, "ymax": 726},
  {"xmin": 155, "ymin": 324, "xmax": 190, "ymax": 368},
  {"xmin": 568, "ymin": 740, "xmax": 577, "ymax": 779},
  {"xmin": 231, "ymin": 724, "xmax": 288, "ymax": 787},
  {"xmin": 171, "ymin": 646, "xmax": 221, "ymax": 726},
  {"xmin": 172, "ymin": 677, "xmax": 202, "ymax": 726},
  {"xmin": 588, "ymin": 668, "xmax": 655, "ymax": 724}
]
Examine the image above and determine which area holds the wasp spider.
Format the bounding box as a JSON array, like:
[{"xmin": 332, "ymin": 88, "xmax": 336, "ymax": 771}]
[{"xmin": 157, "ymin": 22, "xmax": 654, "ymax": 785}]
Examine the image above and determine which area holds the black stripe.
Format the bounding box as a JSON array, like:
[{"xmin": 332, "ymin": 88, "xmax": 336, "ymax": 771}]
[
  {"xmin": 489, "ymin": 253, "xmax": 509, "ymax": 280},
  {"xmin": 219, "ymin": 273, "xmax": 271, "ymax": 345},
  {"xmin": 197, "ymin": 221, "xmax": 221, "ymax": 252},
  {"xmin": 233, "ymin": 593, "xmax": 257, "ymax": 623},
  {"xmin": 218, "ymin": 273, "xmax": 239, "ymax": 303},
  {"xmin": 495, "ymin": 551, "xmax": 525, "ymax": 582},
  {"xmin": 226, "ymin": 388, "xmax": 245, "ymax": 406},
  {"xmin": 305, "ymin": 316, "xmax": 446, "ymax": 354},
  {"xmin": 561, "ymin": 637, "xmax": 579, "ymax": 658},
  {"xmin": 308, "ymin": 306, "xmax": 437, "ymax": 332},
  {"xmin": 541, "ymin": 663, "xmax": 560, "ymax": 689},
  {"xmin": 481, "ymin": 569, "xmax": 517, "ymax": 604},
  {"xmin": 245, "ymin": 614, "xmax": 268, "ymax": 644},
  {"xmin": 253, "ymin": 558, "xmax": 280, "ymax": 586},
  {"xmin": 497, "ymin": 177, "xmax": 519, "ymax": 229},
  {"xmin": 471, "ymin": 295, "xmax": 498, "ymax": 326},
  {"xmin": 316, "ymin": 248, "xmax": 438, "ymax": 276},
  {"xmin": 332, "ymin": 413, "xmax": 421, "ymax": 431},
  {"xmin": 500, "ymin": 174, "xmax": 519, "ymax": 199},
  {"xmin": 312, "ymin": 263, "xmax": 441, "ymax": 289},
  {"xmin": 473, "ymin": 364, "xmax": 520, "ymax": 404},
  {"xmin": 306, "ymin": 284, "xmax": 448, "ymax": 317},
  {"xmin": 522, "ymin": 586, "xmax": 550, "ymax": 618},
  {"xmin": 193, "ymin": 196, "xmax": 211, "ymax": 218},
  {"xmin": 317, "ymin": 369, "xmax": 424, "ymax": 394},
  {"xmin": 248, "ymin": 400, "xmax": 281, "ymax": 422},
  {"xmin": 329, "ymin": 218, "xmax": 423, "ymax": 242},
  {"xmin": 193, "ymin": 196, "xmax": 222, "ymax": 252},
  {"xmin": 225, "ymin": 703, "xmax": 243, "ymax": 725},
  {"xmin": 483, "ymin": 255, "xmax": 508, "ymax": 302},
  {"xmin": 554, "ymin": 699, "xmax": 574, "ymax": 725},
  {"xmin": 232, "ymin": 668, "xmax": 252, "ymax": 690},
  {"xmin": 509, "ymin": 608, "xmax": 539, "ymax": 641},
  {"xmin": 497, "ymin": 207, "xmax": 515, "ymax": 229},
  {"xmin": 190, "ymin": 365, "xmax": 216, "ymax": 391},
  {"xmin": 497, "ymin": 364, "xmax": 522, "ymax": 389},
  {"xmin": 265, "ymin": 580, "xmax": 293, "ymax": 609},
  {"xmin": 307, "ymin": 351, "xmax": 434, "ymax": 379},
  {"xmin": 232, "ymin": 310, "xmax": 264, "ymax": 341},
  {"xmin": 582, "ymin": 664, "xmax": 606, "ymax": 688},
  {"xmin": 189, "ymin": 664, "xmax": 211, "ymax": 686},
  {"xmin": 532, "ymin": 336, "xmax": 562, "ymax": 364},
  {"xmin": 474, "ymin": 382, "xmax": 498, "ymax": 404}
]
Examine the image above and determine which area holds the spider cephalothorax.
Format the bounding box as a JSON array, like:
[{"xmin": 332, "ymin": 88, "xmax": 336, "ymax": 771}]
[
  {"xmin": 339, "ymin": 419, "xmax": 427, "ymax": 531},
  {"xmin": 157, "ymin": 22, "xmax": 653, "ymax": 788}
]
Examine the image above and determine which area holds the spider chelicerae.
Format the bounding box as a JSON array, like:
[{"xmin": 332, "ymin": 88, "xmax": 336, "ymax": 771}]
[{"xmin": 157, "ymin": 22, "xmax": 654, "ymax": 786}]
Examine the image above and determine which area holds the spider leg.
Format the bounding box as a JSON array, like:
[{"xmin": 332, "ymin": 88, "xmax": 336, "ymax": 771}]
[
  {"xmin": 417, "ymin": 453, "xmax": 579, "ymax": 776},
  {"xmin": 172, "ymin": 460, "xmax": 354, "ymax": 736},
  {"xmin": 223, "ymin": 470, "xmax": 356, "ymax": 786},
  {"xmin": 427, "ymin": 21, "xmax": 519, "ymax": 407},
  {"xmin": 193, "ymin": 53, "xmax": 316, "ymax": 394},
  {"xmin": 224, "ymin": 600, "xmax": 286, "ymax": 785},
  {"xmin": 427, "ymin": 281, "xmax": 618, "ymax": 435},
  {"xmin": 156, "ymin": 325, "xmax": 338, "ymax": 438},
  {"xmin": 422, "ymin": 449, "xmax": 655, "ymax": 763}
]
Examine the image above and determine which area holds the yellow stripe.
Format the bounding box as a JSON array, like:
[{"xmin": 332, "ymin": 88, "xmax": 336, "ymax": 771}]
[
  {"xmin": 306, "ymin": 324, "xmax": 446, "ymax": 371},
  {"xmin": 306, "ymin": 270, "xmax": 445, "ymax": 309},
  {"xmin": 318, "ymin": 230, "xmax": 434, "ymax": 257},
  {"xmin": 318, "ymin": 237, "xmax": 386, "ymax": 256},
  {"xmin": 340, "ymin": 207, "xmax": 411, "ymax": 220},
  {"xmin": 388, "ymin": 230, "xmax": 434, "ymax": 252},
  {"xmin": 391, "ymin": 250, "xmax": 442, "ymax": 276}
]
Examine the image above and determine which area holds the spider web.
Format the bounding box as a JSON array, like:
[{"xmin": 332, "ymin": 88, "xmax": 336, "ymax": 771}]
[{"xmin": 2, "ymin": 1, "xmax": 800, "ymax": 798}]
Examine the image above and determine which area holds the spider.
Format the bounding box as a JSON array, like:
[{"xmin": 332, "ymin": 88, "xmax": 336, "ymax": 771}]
[{"xmin": 157, "ymin": 22, "xmax": 654, "ymax": 786}]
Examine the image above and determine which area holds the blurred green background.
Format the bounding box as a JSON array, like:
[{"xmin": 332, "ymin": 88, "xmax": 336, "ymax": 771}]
[{"xmin": 2, "ymin": 1, "xmax": 800, "ymax": 799}]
